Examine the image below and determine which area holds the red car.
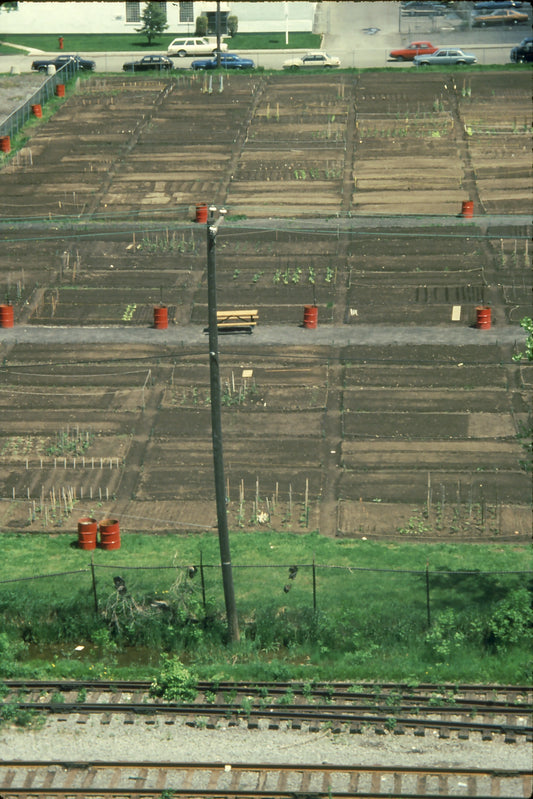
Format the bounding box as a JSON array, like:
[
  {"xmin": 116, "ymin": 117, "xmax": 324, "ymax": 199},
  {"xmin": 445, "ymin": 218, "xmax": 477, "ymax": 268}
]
[{"xmin": 389, "ymin": 41, "xmax": 438, "ymax": 61}]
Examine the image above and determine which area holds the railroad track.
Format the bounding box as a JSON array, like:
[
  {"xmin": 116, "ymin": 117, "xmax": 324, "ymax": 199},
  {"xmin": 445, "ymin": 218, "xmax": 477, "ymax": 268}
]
[
  {"xmin": 0, "ymin": 761, "xmax": 531, "ymax": 799},
  {"xmin": 3, "ymin": 680, "xmax": 531, "ymax": 742}
]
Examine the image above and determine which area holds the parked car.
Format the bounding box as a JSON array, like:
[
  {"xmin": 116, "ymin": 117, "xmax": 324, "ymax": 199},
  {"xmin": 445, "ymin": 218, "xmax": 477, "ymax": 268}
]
[
  {"xmin": 167, "ymin": 37, "xmax": 228, "ymax": 57},
  {"xmin": 510, "ymin": 36, "xmax": 533, "ymax": 62},
  {"xmin": 413, "ymin": 48, "xmax": 477, "ymax": 66},
  {"xmin": 31, "ymin": 54, "xmax": 96, "ymax": 72},
  {"xmin": 389, "ymin": 41, "xmax": 438, "ymax": 61},
  {"xmin": 191, "ymin": 53, "xmax": 255, "ymax": 71},
  {"xmin": 472, "ymin": 7, "xmax": 529, "ymax": 24},
  {"xmin": 122, "ymin": 55, "xmax": 174, "ymax": 72},
  {"xmin": 282, "ymin": 51, "xmax": 341, "ymax": 70},
  {"xmin": 474, "ymin": 1, "xmax": 525, "ymax": 9},
  {"xmin": 401, "ymin": 2, "xmax": 448, "ymax": 16}
]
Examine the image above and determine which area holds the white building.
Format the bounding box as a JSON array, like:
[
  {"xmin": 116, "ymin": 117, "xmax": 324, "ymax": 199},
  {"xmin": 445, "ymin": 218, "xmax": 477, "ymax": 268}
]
[{"xmin": 0, "ymin": 2, "xmax": 317, "ymax": 35}]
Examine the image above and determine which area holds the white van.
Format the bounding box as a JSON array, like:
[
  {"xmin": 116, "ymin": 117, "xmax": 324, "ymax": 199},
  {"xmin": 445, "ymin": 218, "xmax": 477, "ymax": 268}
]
[{"xmin": 167, "ymin": 37, "xmax": 228, "ymax": 57}]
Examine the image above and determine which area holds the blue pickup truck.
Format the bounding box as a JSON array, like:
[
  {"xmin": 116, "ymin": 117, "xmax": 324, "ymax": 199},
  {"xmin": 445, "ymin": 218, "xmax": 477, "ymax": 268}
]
[{"xmin": 191, "ymin": 53, "xmax": 255, "ymax": 71}]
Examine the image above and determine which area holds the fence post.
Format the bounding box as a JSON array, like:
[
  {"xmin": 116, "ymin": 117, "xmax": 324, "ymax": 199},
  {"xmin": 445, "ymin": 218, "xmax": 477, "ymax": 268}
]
[
  {"xmin": 312, "ymin": 555, "xmax": 317, "ymax": 613},
  {"xmin": 200, "ymin": 550, "xmax": 206, "ymax": 612},
  {"xmin": 425, "ymin": 560, "xmax": 431, "ymax": 628},
  {"xmin": 91, "ymin": 552, "xmax": 98, "ymax": 614}
]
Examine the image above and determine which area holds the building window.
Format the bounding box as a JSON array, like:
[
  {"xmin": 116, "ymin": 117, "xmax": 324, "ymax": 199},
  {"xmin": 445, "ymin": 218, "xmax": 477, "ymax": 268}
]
[
  {"xmin": 205, "ymin": 11, "xmax": 228, "ymax": 35},
  {"xmin": 179, "ymin": 2, "xmax": 194, "ymax": 24},
  {"xmin": 158, "ymin": 2, "xmax": 167, "ymax": 21},
  {"xmin": 125, "ymin": 2, "xmax": 141, "ymax": 24}
]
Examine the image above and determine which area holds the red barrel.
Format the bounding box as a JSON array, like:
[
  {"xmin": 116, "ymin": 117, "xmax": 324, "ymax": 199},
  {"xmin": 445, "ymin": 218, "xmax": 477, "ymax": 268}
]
[
  {"xmin": 55, "ymin": 83, "xmax": 65, "ymax": 97},
  {"xmin": 195, "ymin": 204, "xmax": 208, "ymax": 223},
  {"xmin": 0, "ymin": 136, "xmax": 11, "ymax": 153},
  {"xmin": 153, "ymin": 306, "xmax": 168, "ymax": 329},
  {"xmin": 461, "ymin": 200, "xmax": 474, "ymax": 218},
  {"xmin": 303, "ymin": 305, "xmax": 318, "ymax": 329},
  {"xmin": 32, "ymin": 104, "xmax": 42, "ymax": 118},
  {"xmin": 77, "ymin": 517, "xmax": 97, "ymax": 550},
  {"xmin": 476, "ymin": 306, "xmax": 491, "ymax": 330},
  {"xmin": 0, "ymin": 304, "xmax": 14, "ymax": 328},
  {"xmin": 99, "ymin": 518, "xmax": 120, "ymax": 550}
]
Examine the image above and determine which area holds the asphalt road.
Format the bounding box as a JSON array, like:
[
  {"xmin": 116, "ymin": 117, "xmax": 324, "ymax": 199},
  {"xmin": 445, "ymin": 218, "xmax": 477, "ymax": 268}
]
[{"xmin": 0, "ymin": 1, "xmax": 529, "ymax": 74}]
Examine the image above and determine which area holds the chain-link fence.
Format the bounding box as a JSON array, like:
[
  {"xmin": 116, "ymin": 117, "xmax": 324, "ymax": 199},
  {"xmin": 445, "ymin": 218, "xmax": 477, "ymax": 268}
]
[{"xmin": 0, "ymin": 61, "xmax": 79, "ymax": 140}]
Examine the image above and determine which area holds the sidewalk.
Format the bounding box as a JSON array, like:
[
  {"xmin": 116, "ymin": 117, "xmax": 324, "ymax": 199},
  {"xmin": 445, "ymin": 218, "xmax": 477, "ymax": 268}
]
[{"xmin": 0, "ymin": 323, "xmax": 526, "ymax": 349}]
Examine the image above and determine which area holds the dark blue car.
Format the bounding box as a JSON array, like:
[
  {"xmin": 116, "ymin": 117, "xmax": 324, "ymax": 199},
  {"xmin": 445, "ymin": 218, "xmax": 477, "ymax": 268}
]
[{"xmin": 191, "ymin": 53, "xmax": 255, "ymax": 71}]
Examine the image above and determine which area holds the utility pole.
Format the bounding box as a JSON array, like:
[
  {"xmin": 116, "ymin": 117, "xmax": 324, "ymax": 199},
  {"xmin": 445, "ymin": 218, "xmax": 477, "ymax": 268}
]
[
  {"xmin": 206, "ymin": 205, "xmax": 240, "ymax": 643},
  {"xmin": 216, "ymin": 0, "xmax": 221, "ymax": 68}
]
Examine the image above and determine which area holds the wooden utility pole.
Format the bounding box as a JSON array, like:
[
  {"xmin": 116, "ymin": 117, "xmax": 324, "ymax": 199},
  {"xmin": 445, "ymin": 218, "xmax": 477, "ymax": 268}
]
[
  {"xmin": 216, "ymin": 0, "xmax": 221, "ymax": 68},
  {"xmin": 206, "ymin": 206, "xmax": 240, "ymax": 643}
]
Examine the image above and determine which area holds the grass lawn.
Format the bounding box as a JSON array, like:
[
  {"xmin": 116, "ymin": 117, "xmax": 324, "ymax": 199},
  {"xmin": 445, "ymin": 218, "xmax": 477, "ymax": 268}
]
[
  {"xmin": 0, "ymin": 32, "xmax": 321, "ymax": 56},
  {"xmin": 0, "ymin": 531, "xmax": 531, "ymax": 684}
]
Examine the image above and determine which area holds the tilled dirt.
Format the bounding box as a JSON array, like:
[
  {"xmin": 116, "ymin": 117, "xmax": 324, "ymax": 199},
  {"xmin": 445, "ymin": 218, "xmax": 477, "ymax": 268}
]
[{"xmin": 0, "ymin": 71, "xmax": 531, "ymax": 542}]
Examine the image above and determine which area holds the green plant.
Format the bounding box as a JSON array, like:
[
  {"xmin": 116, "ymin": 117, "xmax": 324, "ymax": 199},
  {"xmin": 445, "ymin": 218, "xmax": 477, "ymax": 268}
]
[
  {"xmin": 195, "ymin": 14, "xmax": 208, "ymax": 37},
  {"xmin": 512, "ymin": 316, "xmax": 533, "ymax": 362},
  {"xmin": 398, "ymin": 514, "xmax": 431, "ymax": 536},
  {"xmin": 227, "ymin": 15, "xmax": 238, "ymax": 37},
  {"xmin": 486, "ymin": 589, "xmax": 533, "ymax": 651},
  {"xmin": 0, "ymin": 633, "xmax": 28, "ymax": 678},
  {"xmin": 240, "ymin": 695, "xmax": 254, "ymax": 717},
  {"xmin": 0, "ymin": 702, "xmax": 39, "ymax": 728},
  {"xmin": 424, "ymin": 609, "xmax": 465, "ymax": 661},
  {"xmin": 277, "ymin": 688, "xmax": 294, "ymax": 705},
  {"xmin": 150, "ymin": 657, "xmax": 198, "ymax": 702}
]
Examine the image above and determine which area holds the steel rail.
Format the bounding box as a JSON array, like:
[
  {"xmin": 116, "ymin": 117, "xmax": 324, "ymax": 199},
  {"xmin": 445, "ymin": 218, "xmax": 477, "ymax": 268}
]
[
  {"xmin": 5, "ymin": 679, "xmax": 531, "ymax": 692},
  {"xmin": 5, "ymin": 679, "xmax": 531, "ymax": 705},
  {"xmin": 0, "ymin": 761, "xmax": 531, "ymax": 799},
  {"xmin": 13, "ymin": 701, "xmax": 532, "ymax": 739}
]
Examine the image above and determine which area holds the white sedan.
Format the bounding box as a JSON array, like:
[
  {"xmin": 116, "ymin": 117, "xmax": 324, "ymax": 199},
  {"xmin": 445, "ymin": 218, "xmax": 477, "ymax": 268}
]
[{"xmin": 282, "ymin": 51, "xmax": 341, "ymax": 70}]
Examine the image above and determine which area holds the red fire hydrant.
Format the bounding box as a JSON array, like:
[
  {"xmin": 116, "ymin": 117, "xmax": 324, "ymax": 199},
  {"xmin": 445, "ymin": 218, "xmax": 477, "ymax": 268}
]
[{"xmin": 58, "ymin": 37, "xmax": 64, "ymax": 49}]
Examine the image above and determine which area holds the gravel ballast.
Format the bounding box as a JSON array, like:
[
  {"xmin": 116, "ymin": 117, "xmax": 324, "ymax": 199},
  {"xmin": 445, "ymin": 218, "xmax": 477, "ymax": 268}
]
[{"xmin": 1, "ymin": 717, "xmax": 532, "ymax": 770}]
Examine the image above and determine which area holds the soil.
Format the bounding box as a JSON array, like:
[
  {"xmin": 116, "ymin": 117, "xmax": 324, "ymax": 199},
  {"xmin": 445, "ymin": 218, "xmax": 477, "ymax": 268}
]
[{"xmin": 0, "ymin": 70, "xmax": 531, "ymax": 543}]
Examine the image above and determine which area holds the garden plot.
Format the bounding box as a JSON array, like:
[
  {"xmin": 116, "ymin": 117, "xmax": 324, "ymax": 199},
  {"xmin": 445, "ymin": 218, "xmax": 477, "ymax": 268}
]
[
  {"xmin": 344, "ymin": 225, "xmax": 490, "ymax": 326},
  {"xmin": 0, "ymin": 71, "xmax": 531, "ymax": 541},
  {"xmin": 1, "ymin": 82, "xmax": 166, "ymax": 219},
  {"xmin": 336, "ymin": 350, "xmax": 530, "ymax": 537},
  {"xmin": 351, "ymin": 72, "xmax": 466, "ymax": 215},
  {"xmin": 456, "ymin": 74, "xmax": 532, "ymax": 214},
  {"xmin": 226, "ymin": 76, "xmax": 351, "ymax": 217},
  {"xmin": 31, "ymin": 287, "xmax": 175, "ymax": 327}
]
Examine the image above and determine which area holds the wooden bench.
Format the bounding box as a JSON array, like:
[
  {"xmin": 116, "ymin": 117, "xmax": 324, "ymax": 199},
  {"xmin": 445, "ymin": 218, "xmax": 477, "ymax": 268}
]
[{"xmin": 216, "ymin": 309, "xmax": 258, "ymax": 333}]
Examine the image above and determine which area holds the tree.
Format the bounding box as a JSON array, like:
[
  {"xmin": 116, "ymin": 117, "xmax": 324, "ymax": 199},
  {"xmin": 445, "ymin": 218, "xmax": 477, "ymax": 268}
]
[
  {"xmin": 227, "ymin": 15, "xmax": 238, "ymax": 37},
  {"xmin": 136, "ymin": 2, "xmax": 168, "ymax": 47},
  {"xmin": 195, "ymin": 14, "xmax": 208, "ymax": 37}
]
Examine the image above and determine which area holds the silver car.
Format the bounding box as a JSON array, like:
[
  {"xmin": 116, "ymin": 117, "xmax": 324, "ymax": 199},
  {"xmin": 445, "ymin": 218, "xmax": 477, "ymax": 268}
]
[{"xmin": 413, "ymin": 48, "xmax": 477, "ymax": 66}]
